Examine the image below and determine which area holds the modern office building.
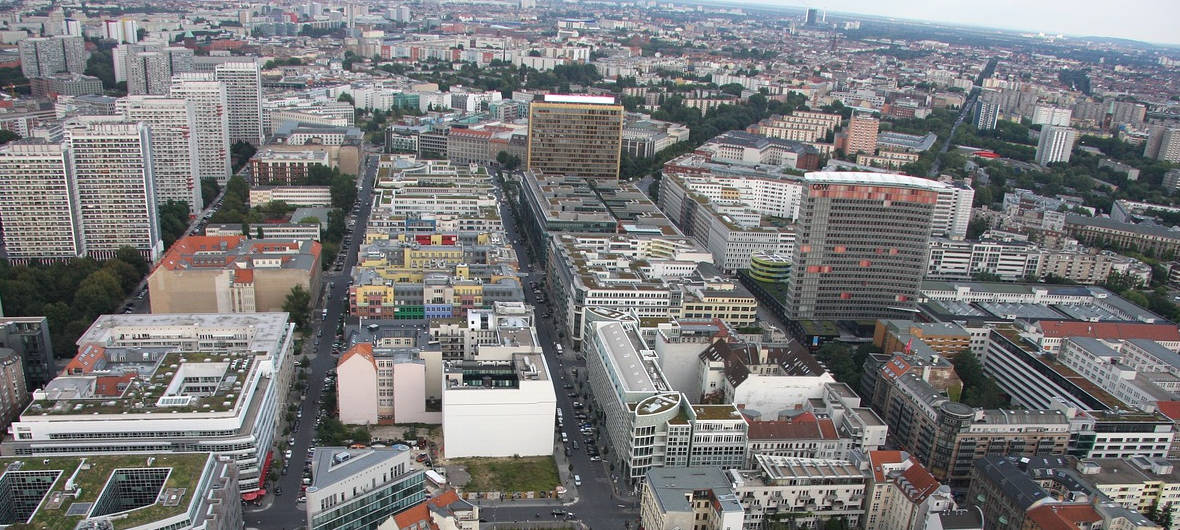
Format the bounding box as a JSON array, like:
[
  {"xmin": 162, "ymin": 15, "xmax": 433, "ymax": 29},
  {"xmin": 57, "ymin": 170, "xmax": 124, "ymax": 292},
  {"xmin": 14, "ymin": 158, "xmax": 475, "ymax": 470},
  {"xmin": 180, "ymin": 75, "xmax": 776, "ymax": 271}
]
[
  {"xmin": 0, "ymin": 140, "xmax": 83, "ymax": 262},
  {"xmin": 170, "ymin": 74, "xmax": 233, "ymax": 183},
  {"xmin": 442, "ymin": 352, "xmax": 556, "ymax": 458},
  {"xmin": 305, "ymin": 446, "xmax": 425, "ymax": 530},
  {"xmin": 0, "ymin": 453, "xmax": 242, "ymax": 530},
  {"xmin": 214, "ymin": 61, "xmax": 263, "ymax": 145},
  {"xmin": 584, "ymin": 310, "xmax": 748, "ymax": 482},
  {"xmin": 527, "ymin": 94, "xmax": 624, "ymax": 182},
  {"xmin": 126, "ymin": 51, "xmax": 171, "ymax": 95},
  {"xmin": 18, "ymin": 35, "xmax": 86, "ymax": 78},
  {"xmin": 0, "ymin": 316, "xmax": 56, "ymax": 389},
  {"xmin": 3, "ymin": 313, "xmax": 295, "ymax": 496},
  {"xmin": 118, "ymin": 95, "xmax": 203, "ymax": 213},
  {"xmin": 845, "ymin": 113, "xmax": 879, "ymax": 154},
  {"xmin": 786, "ymin": 172, "xmax": 944, "ymax": 321},
  {"xmin": 147, "ymin": 235, "xmax": 323, "ymax": 313},
  {"xmin": 972, "ymin": 99, "xmax": 999, "ymax": 130},
  {"xmin": 65, "ymin": 117, "xmax": 162, "ymax": 261},
  {"xmin": 1035, "ymin": 125, "xmax": 1078, "ymax": 165}
]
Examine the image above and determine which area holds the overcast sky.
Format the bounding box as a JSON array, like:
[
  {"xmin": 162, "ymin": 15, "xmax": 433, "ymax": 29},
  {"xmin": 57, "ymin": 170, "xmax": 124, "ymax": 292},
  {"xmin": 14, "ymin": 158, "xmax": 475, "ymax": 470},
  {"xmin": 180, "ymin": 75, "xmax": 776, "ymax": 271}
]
[{"xmin": 755, "ymin": 1, "xmax": 1180, "ymax": 46}]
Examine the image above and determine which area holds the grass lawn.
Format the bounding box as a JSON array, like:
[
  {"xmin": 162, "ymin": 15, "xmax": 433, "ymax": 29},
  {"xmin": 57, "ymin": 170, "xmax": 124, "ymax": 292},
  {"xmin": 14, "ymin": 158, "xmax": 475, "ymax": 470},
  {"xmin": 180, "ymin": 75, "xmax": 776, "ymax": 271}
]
[{"xmin": 454, "ymin": 456, "xmax": 560, "ymax": 492}]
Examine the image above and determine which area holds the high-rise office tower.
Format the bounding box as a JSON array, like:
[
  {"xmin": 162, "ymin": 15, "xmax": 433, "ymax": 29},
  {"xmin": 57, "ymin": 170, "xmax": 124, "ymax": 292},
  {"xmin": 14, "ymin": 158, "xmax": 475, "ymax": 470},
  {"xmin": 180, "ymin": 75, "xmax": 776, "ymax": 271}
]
[
  {"xmin": 972, "ymin": 99, "xmax": 1000, "ymax": 131},
  {"xmin": 805, "ymin": 8, "xmax": 818, "ymax": 25},
  {"xmin": 65, "ymin": 117, "xmax": 161, "ymax": 261},
  {"xmin": 846, "ymin": 114, "xmax": 879, "ymax": 154},
  {"xmin": 17, "ymin": 36, "xmax": 86, "ymax": 78},
  {"xmin": 170, "ymin": 74, "xmax": 232, "ymax": 183},
  {"xmin": 0, "ymin": 140, "xmax": 82, "ymax": 262},
  {"xmin": 527, "ymin": 95, "xmax": 623, "ymax": 182},
  {"xmin": 214, "ymin": 61, "xmax": 263, "ymax": 145},
  {"xmin": 787, "ymin": 172, "xmax": 944, "ymax": 321},
  {"xmin": 118, "ymin": 96, "xmax": 202, "ymax": 214},
  {"xmin": 1144, "ymin": 126, "xmax": 1180, "ymax": 163},
  {"xmin": 126, "ymin": 51, "xmax": 171, "ymax": 95},
  {"xmin": 1034, "ymin": 125, "xmax": 1078, "ymax": 165}
]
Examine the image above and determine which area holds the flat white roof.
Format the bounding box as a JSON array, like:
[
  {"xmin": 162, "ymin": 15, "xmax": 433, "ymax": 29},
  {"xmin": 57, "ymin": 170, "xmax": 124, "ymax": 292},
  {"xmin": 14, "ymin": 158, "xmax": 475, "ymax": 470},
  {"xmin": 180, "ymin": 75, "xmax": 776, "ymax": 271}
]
[
  {"xmin": 543, "ymin": 94, "xmax": 616, "ymax": 105},
  {"xmin": 803, "ymin": 171, "xmax": 949, "ymax": 191}
]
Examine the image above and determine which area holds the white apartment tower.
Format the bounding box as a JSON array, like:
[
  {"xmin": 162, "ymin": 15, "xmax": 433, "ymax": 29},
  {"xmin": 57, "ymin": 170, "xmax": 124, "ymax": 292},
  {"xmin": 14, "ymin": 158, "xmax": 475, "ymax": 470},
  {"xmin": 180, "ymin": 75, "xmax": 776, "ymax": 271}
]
[
  {"xmin": 214, "ymin": 61, "xmax": 264, "ymax": 145},
  {"xmin": 118, "ymin": 96, "xmax": 203, "ymax": 214},
  {"xmin": 0, "ymin": 140, "xmax": 83, "ymax": 262},
  {"xmin": 171, "ymin": 74, "xmax": 232, "ymax": 183},
  {"xmin": 65, "ymin": 117, "xmax": 162, "ymax": 261},
  {"xmin": 1035, "ymin": 125, "xmax": 1078, "ymax": 165}
]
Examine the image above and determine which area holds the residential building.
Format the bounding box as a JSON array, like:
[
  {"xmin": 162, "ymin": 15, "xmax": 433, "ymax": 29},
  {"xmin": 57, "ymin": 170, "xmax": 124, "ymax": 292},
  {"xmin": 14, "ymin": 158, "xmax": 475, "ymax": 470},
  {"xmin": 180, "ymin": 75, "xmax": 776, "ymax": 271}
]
[
  {"xmin": 0, "ymin": 349, "xmax": 27, "ymax": 430},
  {"xmin": 170, "ymin": 74, "xmax": 232, "ymax": 184},
  {"xmin": 4, "ymin": 313, "xmax": 295, "ymax": 495},
  {"xmin": 622, "ymin": 115, "xmax": 690, "ymax": 159},
  {"xmin": 28, "ymin": 73, "xmax": 102, "ymax": 98},
  {"xmin": 972, "ymin": 99, "xmax": 999, "ymax": 130},
  {"xmin": 0, "ymin": 316, "xmax": 55, "ymax": 389},
  {"xmin": 0, "ymin": 453, "xmax": 241, "ymax": 530},
  {"xmin": 699, "ymin": 130, "xmax": 820, "ymax": 170},
  {"xmin": 249, "ymin": 149, "xmax": 329, "ymax": 185},
  {"xmin": 861, "ymin": 451, "xmax": 954, "ymax": 530},
  {"xmin": 147, "ymin": 235, "xmax": 322, "ymax": 313},
  {"xmin": 214, "ymin": 61, "xmax": 263, "ymax": 145},
  {"xmin": 442, "ymin": 352, "xmax": 556, "ymax": 458},
  {"xmin": 305, "ymin": 446, "xmax": 425, "ymax": 530},
  {"xmin": 65, "ymin": 117, "xmax": 162, "ymax": 261},
  {"xmin": 786, "ymin": 172, "xmax": 943, "ymax": 321},
  {"xmin": 526, "ymin": 95, "xmax": 624, "ymax": 182},
  {"xmin": 126, "ymin": 51, "xmax": 171, "ymax": 95},
  {"xmin": 388, "ymin": 490, "xmax": 478, "ymax": 530},
  {"xmin": 696, "ymin": 339, "xmax": 835, "ymax": 414},
  {"xmin": 0, "ymin": 140, "xmax": 83, "ymax": 262},
  {"xmin": 967, "ymin": 456, "xmax": 1054, "ymax": 530},
  {"xmin": 1144, "ymin": 126, "xmax": 1180, "ymax": 163},
  {"xmin": 845, "ymin": 114, "xmax": 879, "ymax": 154},
  {"xmin": 639, "ymin": 467, "xmax": 744, "ymax": 530},
  {"xmin": 18, "ymin": 36, "xmax": 86, "ymax": 78},
  {"xmin": 118, "ymin": 96, "xmax": 202, "ymax": 213},
  {"xmin": 248, "ymin": 185, "xmax": 332, "ymax": 207},
  {"xmin": 730, "ymin": 455, "xmax": 868, "ymax": 529},
  {"xmin": 1064, "ymin": 213, "xmax": 1180, "ymax": 259},
  {"xmin": 754, "ymin": 111, "xmax": 842, "ymax": 143},
  {"xmin": 873, "ymin": 320, "xmax": 971, "ymax": 359},
  {"xmin": 1083, "ymin": 456, "xmax": 1180, "ymax": 525},
  {"xmin": 744, "ymin": 412, "xmax": 849, "ymax": 465},
  {"xmin": 1035, "ymin": 125, "xmax": 1078, "ymax": 165},
  {"xmin": 1032, "ymin": 105, "xmax": 1073, "ymax": 126},
  {"xmin": 336, "ymin": 343, "xmax": 441, "ymax": 426}
]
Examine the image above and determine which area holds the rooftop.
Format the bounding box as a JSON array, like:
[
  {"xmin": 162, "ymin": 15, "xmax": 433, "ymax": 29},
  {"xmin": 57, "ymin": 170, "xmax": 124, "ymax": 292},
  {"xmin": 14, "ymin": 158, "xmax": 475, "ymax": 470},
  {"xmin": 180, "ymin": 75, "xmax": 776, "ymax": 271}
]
[
  {"xmin": 803, "ymin": 171, "xmax": 950, "ymax": 191},
  {"xmin": 309, "ymin": 446, "xmax": 413, "ymax": 491},
  {"xmin": 643, "ymin": 467, "xmax": 742, "ymax": 515}
]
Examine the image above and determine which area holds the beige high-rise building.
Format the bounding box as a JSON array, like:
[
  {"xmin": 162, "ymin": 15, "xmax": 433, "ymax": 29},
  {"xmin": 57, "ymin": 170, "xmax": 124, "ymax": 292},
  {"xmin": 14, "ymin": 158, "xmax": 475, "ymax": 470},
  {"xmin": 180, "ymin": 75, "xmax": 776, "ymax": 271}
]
[
  {"xmin": 214, "ymin": 61, "xmax": 263, "ymax": 146},
  {"xmin": 118, "ymin": 96, "xmax": 202, "ymax": 213},
  {"xmin": 846, "ymin": 113, "xmax": 879, "ymax": 154},
  {"xmin": 1145, "ymin": 126, "xmax": 1180, "ymax": 163},
  {"xmin": 527, "ymin": 95, "xmax": 623, "ymax": 182},
  {"xmin": 170, "ymin": 74, "xmax": 232, "ymax": 183},
  {"xmin": 0, "ymin": 140, "xmax": 82, "ymax": 262}
]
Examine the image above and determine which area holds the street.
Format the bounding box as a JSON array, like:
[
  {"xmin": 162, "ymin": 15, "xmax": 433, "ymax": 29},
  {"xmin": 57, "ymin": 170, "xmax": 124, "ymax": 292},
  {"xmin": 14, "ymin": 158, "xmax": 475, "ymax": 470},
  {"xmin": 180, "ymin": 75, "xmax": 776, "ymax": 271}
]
[{"xmin": 246, "ymin": 152, "xmax": 380, "ymax": 530}]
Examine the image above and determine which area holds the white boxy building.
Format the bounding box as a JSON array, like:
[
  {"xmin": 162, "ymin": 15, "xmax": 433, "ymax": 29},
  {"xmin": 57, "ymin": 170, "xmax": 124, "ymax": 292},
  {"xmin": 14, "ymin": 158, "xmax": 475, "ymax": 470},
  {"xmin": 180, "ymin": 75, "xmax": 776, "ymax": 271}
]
[{"xmin": 441, "ymin": 351, "xmax": 557, "ymax": 458}]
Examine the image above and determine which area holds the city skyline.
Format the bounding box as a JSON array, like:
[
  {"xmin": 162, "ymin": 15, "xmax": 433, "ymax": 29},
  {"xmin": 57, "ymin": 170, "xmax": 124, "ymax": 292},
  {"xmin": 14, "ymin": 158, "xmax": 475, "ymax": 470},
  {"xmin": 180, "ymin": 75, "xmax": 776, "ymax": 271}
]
[{"xmin": 755, "ymin": 0, "xmax": 1180, "ymax": 46}]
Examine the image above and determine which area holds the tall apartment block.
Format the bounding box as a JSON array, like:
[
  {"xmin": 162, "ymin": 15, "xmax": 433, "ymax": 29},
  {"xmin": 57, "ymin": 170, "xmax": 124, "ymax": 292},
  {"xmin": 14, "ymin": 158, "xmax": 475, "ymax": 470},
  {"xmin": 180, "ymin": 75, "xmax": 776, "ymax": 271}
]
[
  {"xmin": 1035, "ymin": 125, "xmax": 1078, "ymax": 165},
  {"xmin": 1032, "ymin": 105, "xmax": 1072, "ymax": 126},
  {"xmin": 0, "ymin": 316, "xmax": 55, "ymax": 390},
  {"xmin": 17, "ymin": 35, "xmax": 86, "ymax": 78},
  {"xmin": 1144, "ymin": 126, "xmax": 1180, "ymax": 163},
  {"xmin": 527, "ymin": 95, "xmax": 623, "ymax": 182},
  {"xmin": 214, "ymin": 61, "xmax": 264, "ymax": 145},
  {"xmin": 845, "ymin": 113, "xmax": 879, "ymax": 154},
  {"xmin": 65, "ymin": 117, "xmax": 162, "ymax": 261},
  {"xmin": 972, "ymin": 99, "xmax": 999, "ymax": 130},
  {"xmin": 118, "ymin": 96, "xmax": 202, "ymax": 213},
  {"xmin": 0, "ymin": 140, "xmax": 82, "ymax": 262},
  {"xmin": 171, "ymin": 74, "xmax": 232, "ymax": 183},
  {"xmin": 125, "ymin": 51, "xmax": 171, "ymax": 95},
  {"xmin": 114, "ymin": 42, "xmax": 194, "ymax": 84},
  {"xmin": 787, "ymin": 172, "xmax": 944, "ymax": 321}
]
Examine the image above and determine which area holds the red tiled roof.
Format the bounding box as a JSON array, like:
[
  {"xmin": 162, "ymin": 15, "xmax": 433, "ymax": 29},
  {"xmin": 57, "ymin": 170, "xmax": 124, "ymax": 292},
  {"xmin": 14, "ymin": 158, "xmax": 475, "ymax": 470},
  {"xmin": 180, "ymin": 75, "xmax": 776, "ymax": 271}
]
[
  {"xmin": 63, "ymin": 343, "xmax": 106, "ymax": 375},
  {"xmin": 867, "ymin": 450, "xmax": 906, "ymax": 482},
  {"xmin": 895, "ymin": 462, "xmax": 941, "ymax": 503},
  {"xmin": 1158, "ymin": 401, "xmax": 1180, "ymax": 421},
  {"xmin": 158, "ymin": 235, "xmax": 247, "ymax": 271},
  {"xmin": 1037, "ymin": 321, "xmax": 1180, "ymax": 342},
  {"xmin": 234, "ymin": 268, "xmax": 254, "ymax": 284},
  {"xmin": 338, "ymin": 343, "xmax": 375, "ymax": 369},
  {"xmin": 746, "ymin": 413, "xmax": 840, "ymax": 442},
  {"xmin": 391, "ymin": 490, "xmax": 466, "ymax": 530},
  {"xmin": 1025, "ymin": 503, "xmax": 1102, "ymax": 530},
  {"xmin": 94, "ymin": 372, "xmax": 137, "ymax": 397}
]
